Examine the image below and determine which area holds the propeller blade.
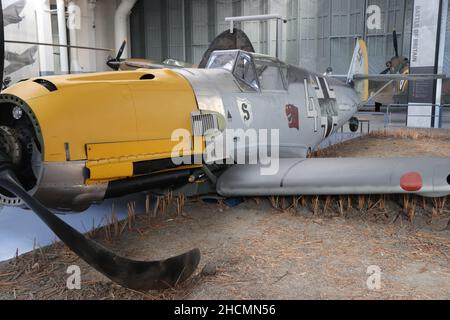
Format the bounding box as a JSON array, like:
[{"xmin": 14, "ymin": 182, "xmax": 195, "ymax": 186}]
[
  {"xmin": 0, "ymin": 165, "xmax": 201, "ymax": 292},
  {"xmin": 116, "ymin": 40, "xmax": 127, "ymax": 61},
  {"xmin": 393, "ymin": 30, "xmax": 399, "ymax": 57},
  {"xmin": 107, "ymin": 41, "xmax": 127, "ymax": 70},
  {"xmin": 1, "ymin": 0, "xmax": 5, "ymax": 91}
]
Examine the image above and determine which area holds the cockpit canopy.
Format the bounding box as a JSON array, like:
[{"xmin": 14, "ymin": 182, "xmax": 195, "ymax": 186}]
[{"xmin": 206, "ymin": 50, "xmax": 288, "ymax": 92}]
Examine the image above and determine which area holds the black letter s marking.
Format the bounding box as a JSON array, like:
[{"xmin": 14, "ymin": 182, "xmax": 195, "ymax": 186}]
[{"xmin": 242, "ymin": 103, "xmax": 250, "ymax": 121}]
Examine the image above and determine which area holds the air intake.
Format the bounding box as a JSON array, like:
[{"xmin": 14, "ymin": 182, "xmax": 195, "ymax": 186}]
[
  {"xmin": 191, "ymin": 112, "xmax": 219, "ymax": 137},
  {"xmin": 33, "ymin": 79, "xmax": 57, "ymax": 92}
]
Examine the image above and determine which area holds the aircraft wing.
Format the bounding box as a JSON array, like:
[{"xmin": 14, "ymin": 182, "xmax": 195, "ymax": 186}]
[
  {"xmin": 353, "ymin": 74, "xmax": 446, "ymax": 81},
  {"xmin": 217, "ymin": 158, "xmax": 450, "ymax": 198},
  {"xmin": 4, "ymin": 62, "xmax": 24, "ymax": 75},
  {"xmin": 330, "ymin": 74, "xmax": 446, "ymax": 82},
  {"xmin": 4, "ymin": 51, "xmax": 20, "ymax": 61},
  {"xmin": 123, "ymin": 60, "xmax": 165, "ymax": 70},
  {"xmin": 124, "ymin": 60, "xmax": 189, "ymax": 70}
]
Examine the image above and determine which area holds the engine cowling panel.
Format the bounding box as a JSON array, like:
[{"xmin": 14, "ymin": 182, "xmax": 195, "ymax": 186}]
[{"xmin": 0, "ymin": 69, "xmax": 201, "ymax": 211}]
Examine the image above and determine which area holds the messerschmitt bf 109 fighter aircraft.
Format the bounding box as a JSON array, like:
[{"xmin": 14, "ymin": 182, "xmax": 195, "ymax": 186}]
[{"xmin": 0, "ymin": 11, "xmax": 448, "ymax": 291}]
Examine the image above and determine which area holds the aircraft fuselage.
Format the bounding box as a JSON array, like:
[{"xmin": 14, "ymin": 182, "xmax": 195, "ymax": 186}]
[{"xmin": 178, "ymin": 50, "xmax": 359, "ymax": 159}]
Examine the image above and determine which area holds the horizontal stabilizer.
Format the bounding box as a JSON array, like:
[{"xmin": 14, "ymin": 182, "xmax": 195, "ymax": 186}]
[{"xmin": 217, "ymin": 158, "xmax": 450, "ymax": 198}]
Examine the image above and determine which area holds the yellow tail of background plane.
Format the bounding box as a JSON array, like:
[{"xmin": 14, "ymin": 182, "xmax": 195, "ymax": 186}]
[{"xmin": 347, "ymin": 38, "xmax": 369, "ymax": 102}]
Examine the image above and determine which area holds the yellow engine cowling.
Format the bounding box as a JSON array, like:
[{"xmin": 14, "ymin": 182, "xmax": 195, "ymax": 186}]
[{"xmin": 0, "ymin": 69, "xmax": 202, "ymax": 211}]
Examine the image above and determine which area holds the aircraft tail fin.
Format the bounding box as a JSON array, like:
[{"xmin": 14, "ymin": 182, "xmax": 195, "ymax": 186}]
[{"xmin": 347, "ymin": 38, "xmax": 369, "ymax": 101}]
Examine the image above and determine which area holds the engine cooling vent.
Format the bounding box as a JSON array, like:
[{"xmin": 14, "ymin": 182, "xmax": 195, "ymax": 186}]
[
  {"xmin": 33, "ymin": 79, "xmax": 58, "ymax": 92},
  {"xmin": 191, "ymin": 112, "xmax": 219, "ymax": 137}
]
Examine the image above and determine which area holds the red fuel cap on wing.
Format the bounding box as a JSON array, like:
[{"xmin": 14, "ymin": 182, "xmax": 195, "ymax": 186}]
[{"xmin": 400, "ymin": 172, "xmax": 423, "ymax": 192}]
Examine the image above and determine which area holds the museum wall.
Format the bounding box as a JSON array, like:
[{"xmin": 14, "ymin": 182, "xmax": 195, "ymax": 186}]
[
  {"xmin": 2, "ymin": 0, "xmax": 450, "ymax": 85},
  {"xmin": 130, "ymin": 0, "xmax": 433, "ymax": 75}
]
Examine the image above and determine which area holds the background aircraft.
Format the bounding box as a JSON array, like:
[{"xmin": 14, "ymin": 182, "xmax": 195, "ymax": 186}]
[
  {"xmin": 106, "ymin": 40, "xmax": 197, "ymax": 70},
  {"xmin": 3, "ymin": 0, "xmax": 26, "ymax": 27},
  {"xmin": 369, "ymin": 30, "xmax": 410, "ymax": 109},
  {"xmin": 106, "ymin": 28, "xmax": 255, "ymax": 71},
  {"xmin": 369, "ymin": 30, "xmax": 450, "ymax": 109},
  {"xmin": 4, "ymin": 45, "xmax": 37, "ymax": 75}
]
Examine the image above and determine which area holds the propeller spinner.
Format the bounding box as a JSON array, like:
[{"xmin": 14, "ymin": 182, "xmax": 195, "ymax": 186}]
[{"xmin": 107, "ymin": 40, "xmax": 127, "ymax": 71}]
